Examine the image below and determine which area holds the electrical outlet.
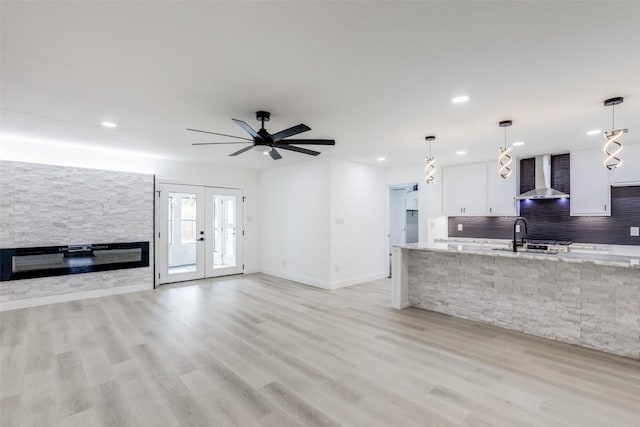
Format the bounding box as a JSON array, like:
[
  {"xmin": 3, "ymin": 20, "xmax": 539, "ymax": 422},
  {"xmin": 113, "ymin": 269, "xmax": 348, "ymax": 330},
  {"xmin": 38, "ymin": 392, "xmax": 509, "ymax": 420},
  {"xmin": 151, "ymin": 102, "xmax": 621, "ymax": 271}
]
[
  {"xmin": 631, "ymin": 227, "xmax": 640, "ymax": 237},
  {"xmin": 282, "ymin": 261, "xmax": 287, "ymax": 268},
  {"xmin": 430, "ymin": 221, "xmax": 434, "ymax": 229},
  {"xmin": 335, "ymin": 266, "xmax": 339, "ymax": 273},
  {"xmin": 457, "ymin": 224, "xmax": 463, "ymax": 231},
  {"xmin": 515, "ymin": 224, "xmax": 521, "ymax": 233}
]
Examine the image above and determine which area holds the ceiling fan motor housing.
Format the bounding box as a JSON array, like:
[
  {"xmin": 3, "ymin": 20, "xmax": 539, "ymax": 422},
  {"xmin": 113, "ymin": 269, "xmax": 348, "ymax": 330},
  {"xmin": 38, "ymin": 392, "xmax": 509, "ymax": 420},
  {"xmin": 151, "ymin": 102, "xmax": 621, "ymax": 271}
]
[{"xmin": 256, "ymin": 111, "xmax": 271, "ymax": 122}]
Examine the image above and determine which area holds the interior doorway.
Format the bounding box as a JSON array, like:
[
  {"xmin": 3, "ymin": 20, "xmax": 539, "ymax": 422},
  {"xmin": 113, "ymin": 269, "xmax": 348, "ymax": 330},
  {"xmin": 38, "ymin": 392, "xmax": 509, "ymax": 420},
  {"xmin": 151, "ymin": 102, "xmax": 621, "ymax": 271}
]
[
  {"xmin": 388, "ymin": 183, "xmax": 419, "ymax": 277},
  {"xmin": 156, "ymin": 183, "xmax": 244, "ymax": 285}
]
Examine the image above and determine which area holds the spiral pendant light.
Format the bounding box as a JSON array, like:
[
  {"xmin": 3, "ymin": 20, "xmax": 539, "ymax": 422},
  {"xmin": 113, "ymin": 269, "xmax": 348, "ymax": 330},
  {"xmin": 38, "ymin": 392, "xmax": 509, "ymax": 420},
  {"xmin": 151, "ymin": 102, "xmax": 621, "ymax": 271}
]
[
  {"xmin": 498, "ymin": 120, "xmax": 513, "ymax": 179},
  {"xmin": 603, "ymin": 97, "xmax": 626, "ymax": 170},
  {"xmin": 424, "ymin": 136, "xmax": 436, "ymax": 184}
]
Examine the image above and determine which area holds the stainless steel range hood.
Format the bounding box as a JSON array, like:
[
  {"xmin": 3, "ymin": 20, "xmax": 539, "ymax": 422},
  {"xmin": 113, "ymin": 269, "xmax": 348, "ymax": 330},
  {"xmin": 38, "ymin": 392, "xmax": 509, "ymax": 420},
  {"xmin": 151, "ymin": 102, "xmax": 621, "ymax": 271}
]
[{"xmin": 516, "ymin": 154, "xmax": 570, "ymax": 200}]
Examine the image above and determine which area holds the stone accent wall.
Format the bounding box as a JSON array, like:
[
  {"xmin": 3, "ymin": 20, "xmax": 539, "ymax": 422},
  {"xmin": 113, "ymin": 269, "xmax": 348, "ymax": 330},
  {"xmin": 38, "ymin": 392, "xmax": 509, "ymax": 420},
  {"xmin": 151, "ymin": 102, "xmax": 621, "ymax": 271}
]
[
  {"xmin": 408, "ymin": 250, "xmax": 640, "ymax": 359},
  {"xmin": 0, "ymin": 161, "xmax": 154, "ymax": 302}
]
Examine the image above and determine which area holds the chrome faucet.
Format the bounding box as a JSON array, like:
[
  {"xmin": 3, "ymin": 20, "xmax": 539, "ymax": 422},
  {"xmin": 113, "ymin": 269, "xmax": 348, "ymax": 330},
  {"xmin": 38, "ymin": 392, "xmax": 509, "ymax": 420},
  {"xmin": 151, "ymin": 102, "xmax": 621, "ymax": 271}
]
[{"xmin": 513, "ymin": 217, "xmax": 528, "ymax": 252}]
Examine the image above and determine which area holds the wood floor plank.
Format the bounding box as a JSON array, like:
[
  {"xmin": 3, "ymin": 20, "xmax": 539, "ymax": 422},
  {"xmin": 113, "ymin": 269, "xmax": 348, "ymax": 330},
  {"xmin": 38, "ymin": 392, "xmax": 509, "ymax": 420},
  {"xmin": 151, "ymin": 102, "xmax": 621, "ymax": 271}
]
[
  {"xmin": 260, "ymin": 381, "xmax": 341, "ymax": 427},
  {"xmin": 1, "ymin": 273, "xmax": 639, "ymax": 427}
]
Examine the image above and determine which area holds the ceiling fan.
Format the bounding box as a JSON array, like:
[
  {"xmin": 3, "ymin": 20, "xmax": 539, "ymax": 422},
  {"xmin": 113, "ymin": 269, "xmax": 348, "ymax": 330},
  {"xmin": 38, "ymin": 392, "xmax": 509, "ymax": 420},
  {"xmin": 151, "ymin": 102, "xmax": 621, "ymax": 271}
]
[{"xmin": 187, "ymin": 111, "xmax": 336, "ymax": 160}]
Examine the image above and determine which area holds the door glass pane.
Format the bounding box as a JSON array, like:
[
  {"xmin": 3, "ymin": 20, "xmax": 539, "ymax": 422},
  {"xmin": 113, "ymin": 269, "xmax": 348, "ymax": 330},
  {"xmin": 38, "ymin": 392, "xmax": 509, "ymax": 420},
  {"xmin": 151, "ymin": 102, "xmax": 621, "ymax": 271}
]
[
  {"xmin": 224, "ymin": 199, "xmax": 235, "ymax": 263},
  {"xmin": 168, "ymin": 192, "xmax": 197, "ymax": 274},
  {"xmin": 212, "ymin": 195, "xmax": 236, "ymax": 268}
]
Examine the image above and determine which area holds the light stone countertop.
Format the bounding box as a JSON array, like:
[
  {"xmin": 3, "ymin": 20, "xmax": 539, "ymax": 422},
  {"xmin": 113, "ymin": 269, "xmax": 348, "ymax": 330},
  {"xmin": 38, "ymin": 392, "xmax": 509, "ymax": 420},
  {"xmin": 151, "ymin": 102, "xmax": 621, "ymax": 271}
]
[{"xmin": 395, "ymin": 241, "xmax": 640, "ymax": 269}]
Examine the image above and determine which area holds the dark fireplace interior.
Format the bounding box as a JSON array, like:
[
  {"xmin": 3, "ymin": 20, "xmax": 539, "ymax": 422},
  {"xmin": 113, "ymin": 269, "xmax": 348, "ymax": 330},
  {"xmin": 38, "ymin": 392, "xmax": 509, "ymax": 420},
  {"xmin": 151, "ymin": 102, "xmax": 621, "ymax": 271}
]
[{"xmin": 0, "ymin": 241, "xmax": 150, "ymax": 281}]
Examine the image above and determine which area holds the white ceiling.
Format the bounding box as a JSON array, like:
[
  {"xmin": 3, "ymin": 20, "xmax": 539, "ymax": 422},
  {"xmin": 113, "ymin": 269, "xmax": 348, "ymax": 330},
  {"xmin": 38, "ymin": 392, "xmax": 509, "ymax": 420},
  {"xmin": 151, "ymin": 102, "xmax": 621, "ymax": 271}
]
[{"xmin": 1, "ymin": 1, "xmax": 639, "ymax": 170}]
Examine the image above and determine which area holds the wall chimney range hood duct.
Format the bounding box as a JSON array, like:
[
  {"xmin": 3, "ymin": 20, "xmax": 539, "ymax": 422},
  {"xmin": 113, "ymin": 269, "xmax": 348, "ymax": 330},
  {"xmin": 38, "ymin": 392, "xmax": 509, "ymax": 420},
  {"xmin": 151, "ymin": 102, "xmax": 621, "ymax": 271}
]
[{"xmin": 516, "ymin": 154, "xmax": 570, "ymax": 200}]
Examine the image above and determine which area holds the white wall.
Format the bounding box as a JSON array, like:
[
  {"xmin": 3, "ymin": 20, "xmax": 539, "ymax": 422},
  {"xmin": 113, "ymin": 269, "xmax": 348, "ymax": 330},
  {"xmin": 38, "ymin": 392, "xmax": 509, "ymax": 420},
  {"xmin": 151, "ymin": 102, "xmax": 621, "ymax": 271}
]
[
  {"xmin": 259, "ymin": 158, "xmax": 331, "ymax": 288},
  {"xmin": 259, "ymin": 157, "xmax": 387, "ymax": 290},
  {"xmin": 329, "ymin": 158, "xmax": 386, "ymax": 288}
]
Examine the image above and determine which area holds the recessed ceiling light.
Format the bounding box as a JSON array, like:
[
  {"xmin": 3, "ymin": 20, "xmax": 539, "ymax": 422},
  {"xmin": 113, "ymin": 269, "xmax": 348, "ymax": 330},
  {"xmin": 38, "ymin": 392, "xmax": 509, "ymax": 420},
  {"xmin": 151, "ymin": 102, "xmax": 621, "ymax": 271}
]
[
  {"xmin": 376, "ymin": 157, "xmax": 386, "ymax": 162},
  {"xmin": 452, "ymin": 95, "xmax": 469, "ymax": 104},
  {"xmin": 101, "ymin": 121, "xmax": 117, "ymax": 128},
  {"xmin": 586, "ymin": 129, "xmax": 601, "ymax": 135},
  {"xmin": 456, "ymin": 150, "xmax": 467, "ymax": 155},
  {"xmin": 512, "ymin": 141, "xmax": 525, "ymax": 146}
]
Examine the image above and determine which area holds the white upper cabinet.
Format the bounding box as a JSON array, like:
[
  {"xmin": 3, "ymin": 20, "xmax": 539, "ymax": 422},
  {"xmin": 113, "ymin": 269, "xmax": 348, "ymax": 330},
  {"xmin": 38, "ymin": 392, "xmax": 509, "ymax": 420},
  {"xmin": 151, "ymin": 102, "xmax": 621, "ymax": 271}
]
[
  {"xmin": 612, "ymin": 143, "xmax": 640, "ymax": 185},
  {"xmin": 487, "ymin": 166, "xmax": 518, "ymax": 216},
  {"xmin": 570, "ymin": 148, "xmax": 612, "ymax": 216},
  {"xmin": 442, "ymin": 162, "xmax": 487, "ymax": 216}
]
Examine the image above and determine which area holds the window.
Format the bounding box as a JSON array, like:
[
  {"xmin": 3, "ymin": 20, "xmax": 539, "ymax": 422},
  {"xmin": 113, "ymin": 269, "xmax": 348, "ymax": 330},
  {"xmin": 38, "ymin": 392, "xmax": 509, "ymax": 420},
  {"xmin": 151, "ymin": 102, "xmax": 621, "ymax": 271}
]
[
  {"xmin": 180, "ymin": 196, "xmax": 197, "ymax": 243},
  {"xmin": 167, "ymin": 196, "xmax": 174, "ymax": 245}
]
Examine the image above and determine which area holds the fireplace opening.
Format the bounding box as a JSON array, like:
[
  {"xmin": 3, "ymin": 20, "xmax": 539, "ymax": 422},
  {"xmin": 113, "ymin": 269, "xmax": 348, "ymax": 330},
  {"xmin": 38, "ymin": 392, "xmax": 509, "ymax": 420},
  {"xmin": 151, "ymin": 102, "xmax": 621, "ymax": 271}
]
[{"xmin": 1, "ymin": 241, "xmax": 150, "ymax": 281}]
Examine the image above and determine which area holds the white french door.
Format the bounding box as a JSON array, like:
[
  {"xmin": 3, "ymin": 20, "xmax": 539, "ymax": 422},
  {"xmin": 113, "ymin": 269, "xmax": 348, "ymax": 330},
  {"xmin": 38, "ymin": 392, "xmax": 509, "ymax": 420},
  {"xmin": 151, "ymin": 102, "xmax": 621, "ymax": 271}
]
[
  {"xmin": 156, "ymin": 183, "xmax": 243, "ymax": 285},
  {"xmin": 205, "ymin": 187, "xmax": 243, "ymax": 277}
]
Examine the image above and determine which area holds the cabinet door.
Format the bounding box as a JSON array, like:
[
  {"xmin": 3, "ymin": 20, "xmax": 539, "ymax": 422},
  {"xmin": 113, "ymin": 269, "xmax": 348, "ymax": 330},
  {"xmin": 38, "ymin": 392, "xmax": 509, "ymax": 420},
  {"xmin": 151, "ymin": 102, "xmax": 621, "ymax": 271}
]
[
  {"xmin": 612, "ymin": 143, "xmax": 640, "ymax": 184},
  {"xmin": 487, "ymin": 164, "xmax": 517, "ymax": 215},
  {"xmin": 442, "ymin": 163, "xmax": 487, "ymax": 216},
  {"xmin": 460, "ymin": 162, "xmax": 487, "ymax": 215},
  {"xmin": 442, "ymin": 166, "xmax": 461, "ymax": 215},
  {"xmin": 570, "ymin": 148, "xmax": 611, "ymax": 216}
]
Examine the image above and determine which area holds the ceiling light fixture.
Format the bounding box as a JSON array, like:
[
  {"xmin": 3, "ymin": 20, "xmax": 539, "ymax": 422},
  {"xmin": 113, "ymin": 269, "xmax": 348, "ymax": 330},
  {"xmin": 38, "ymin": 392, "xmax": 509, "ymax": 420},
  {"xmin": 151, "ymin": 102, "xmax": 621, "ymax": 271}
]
[
  {"xmin": 602, "ymin": 97, "xmax": 626, "ymax": 170},
  {"xmin": 452, "ymin": 95, "xmax": 469, "ymax": 104},
  {"xmin": 424, "ymin": 136, "xmax": 436, "ymax": 184},
  {"xmin": 253, "ymin": 145, "xmax": 272, "ymax": 154},
  {"xmin": 586, "ymin": 129, "xmax": 601, "ymax": 135},
  {"xmin": 377, "ymin": 157, "xmax": 386, "ymax": 162},
  {"xmin": 101, "ymin": 121, "xmax": 117, "ymax": 128},
  {"xmin": 512, "ymin": 141, "xmax": 525, "ymax": 146},
  {"xmin": 456, "ymin": 150, "xmax": 466, "ymax": 156},
  {"xmin": 498, "ymin": 120, "xmax": 513, "ymax": 179}
]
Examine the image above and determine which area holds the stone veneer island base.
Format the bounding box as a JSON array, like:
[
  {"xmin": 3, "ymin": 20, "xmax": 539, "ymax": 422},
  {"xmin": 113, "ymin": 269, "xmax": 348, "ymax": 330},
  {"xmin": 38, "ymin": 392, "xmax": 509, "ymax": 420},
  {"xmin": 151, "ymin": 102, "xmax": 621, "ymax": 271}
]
[{"xmin": 392, "ymin": 245, "xmax": 640, "ymax": 359}]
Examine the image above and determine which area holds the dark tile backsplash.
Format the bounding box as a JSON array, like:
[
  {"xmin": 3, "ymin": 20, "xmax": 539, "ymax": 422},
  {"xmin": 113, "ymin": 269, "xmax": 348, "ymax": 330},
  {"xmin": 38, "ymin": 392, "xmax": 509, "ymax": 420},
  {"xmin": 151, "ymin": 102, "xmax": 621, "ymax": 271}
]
[{"xmin": 448, "ymin": 186, "xmax": 640, "ymax": 245}]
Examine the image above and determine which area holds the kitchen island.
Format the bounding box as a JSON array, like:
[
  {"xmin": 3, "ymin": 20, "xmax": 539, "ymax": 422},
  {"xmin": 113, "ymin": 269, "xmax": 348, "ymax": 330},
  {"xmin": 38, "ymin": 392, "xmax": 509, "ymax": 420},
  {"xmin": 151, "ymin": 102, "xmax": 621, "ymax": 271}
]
[{"xmin": 392, "ymin": 242, "xmax": 640, "ymax": 359}]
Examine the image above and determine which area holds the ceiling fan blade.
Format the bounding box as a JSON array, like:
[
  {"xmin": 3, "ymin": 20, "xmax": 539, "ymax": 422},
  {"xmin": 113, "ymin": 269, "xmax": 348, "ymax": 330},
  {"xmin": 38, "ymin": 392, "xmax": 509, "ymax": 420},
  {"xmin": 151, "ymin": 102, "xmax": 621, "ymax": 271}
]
[
  {"xmin": 271, "ymin": 124, "xmax": 311, "ymax": 142},
  {"xmin": 192, "ymin": 142, "xmax": 252, "ymax": 145},
  {"xmin": 186, "ymin": 128, "xmax": 253, "ymax": 141},
  {"xmin": 273, "ymin": 144, "xmax": 320, "ymax": 156},
  {"xmin": 232, "ymin": 119, "xmax": 261, "ymax": 140},
  {"xmin": 277, "ymin": 139, "xmax": 335, "ymax": 145},
  {"xmin": 269, "ymin": 148, "xmax": 282, "ymax": 160},
  {"xmin": 228, "ymin": 145, "xmax": 255, "ymax": 156}
]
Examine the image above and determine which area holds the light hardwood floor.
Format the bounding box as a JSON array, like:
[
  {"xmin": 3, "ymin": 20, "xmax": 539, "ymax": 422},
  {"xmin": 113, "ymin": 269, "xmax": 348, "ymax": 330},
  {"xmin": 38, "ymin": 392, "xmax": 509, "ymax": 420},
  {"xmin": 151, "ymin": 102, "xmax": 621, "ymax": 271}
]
[{"xmin": 1, "ymin": 274, "xmax": 639, "ymax": 427}]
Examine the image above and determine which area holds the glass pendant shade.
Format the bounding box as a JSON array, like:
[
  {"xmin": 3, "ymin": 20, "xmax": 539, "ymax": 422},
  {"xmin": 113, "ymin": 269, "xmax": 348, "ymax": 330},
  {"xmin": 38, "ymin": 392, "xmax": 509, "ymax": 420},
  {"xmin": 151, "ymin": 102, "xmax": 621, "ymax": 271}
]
[
  {"xmin": 498, "ymin": 120, "xmax": 513, "ymax": 179},
  {"xmin": 424, "ymin": 136, "xmax": 436, "ymax": 184},
  {"xmin": 499, "ymin": 146, "xmax": 513, "ymax": 179},
  {"xmin": 603, "ymin": 97, "xmax": 626, "ymax": 170}
]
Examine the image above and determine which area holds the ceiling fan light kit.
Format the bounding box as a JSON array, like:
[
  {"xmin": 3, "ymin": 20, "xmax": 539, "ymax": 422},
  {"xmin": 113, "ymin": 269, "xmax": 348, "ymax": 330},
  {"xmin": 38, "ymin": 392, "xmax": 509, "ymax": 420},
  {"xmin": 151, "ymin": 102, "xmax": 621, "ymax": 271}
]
[
  {"xmin": 498, "ymin": 120, "xmax": 513, "ymax": 179},
  {"xmin": 188, "ymin": 111, "xmax": 336, "ymax": 160},
  {"xmin": 603, "ymin": 97, "xmax": 626, "ymax": 170}
]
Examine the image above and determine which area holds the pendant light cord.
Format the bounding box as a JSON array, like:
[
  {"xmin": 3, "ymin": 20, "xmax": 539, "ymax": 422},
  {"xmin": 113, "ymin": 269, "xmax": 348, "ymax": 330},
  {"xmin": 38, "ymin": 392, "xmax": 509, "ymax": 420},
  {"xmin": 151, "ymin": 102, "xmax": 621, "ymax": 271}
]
[
  {"xmin": 608, "ymin": 102, "xmax": 618, "ymax": 134},
  {"xmin": 504, "ymin": 126, "xmax": 507, "ymax": 149}
]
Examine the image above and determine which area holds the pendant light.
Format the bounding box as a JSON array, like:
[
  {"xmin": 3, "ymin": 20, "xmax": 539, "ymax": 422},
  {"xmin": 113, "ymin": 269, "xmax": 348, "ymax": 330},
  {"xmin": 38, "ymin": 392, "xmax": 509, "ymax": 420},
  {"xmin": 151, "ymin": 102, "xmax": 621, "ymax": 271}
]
[
  {"xmin": 498, "ymin": 120, "xmax": 513, "ymax": 179},
  {"xmin": 424, "ymin": 136, "xmax": 436, "ymax": 184},
  {"xmin": 603, "ymin": 97, "xmax": 627, "ymax": 170}
]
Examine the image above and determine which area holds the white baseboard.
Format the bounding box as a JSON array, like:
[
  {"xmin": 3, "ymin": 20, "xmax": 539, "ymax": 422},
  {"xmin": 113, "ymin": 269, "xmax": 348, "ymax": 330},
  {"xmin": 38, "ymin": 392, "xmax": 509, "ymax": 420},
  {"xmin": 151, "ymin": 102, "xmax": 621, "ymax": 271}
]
[
  {"xmin": 330, "ymin": 272, "xmax": 387, "ymax": 290},
  {"xmin": 0, "ymin": 283, "xmax": 152, "ymax": 311},
  {"xmin": 259, "ymin": 269, "xmax": 331, "ymax": 290}
]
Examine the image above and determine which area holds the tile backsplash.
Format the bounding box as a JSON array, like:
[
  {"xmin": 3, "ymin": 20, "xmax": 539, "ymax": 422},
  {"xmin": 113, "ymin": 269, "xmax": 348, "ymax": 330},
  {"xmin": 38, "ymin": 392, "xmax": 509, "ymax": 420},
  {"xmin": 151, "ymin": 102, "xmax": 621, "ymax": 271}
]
[{"xmin": 448, "ymin": 186, "xmax": 640, "ymax": 245}]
